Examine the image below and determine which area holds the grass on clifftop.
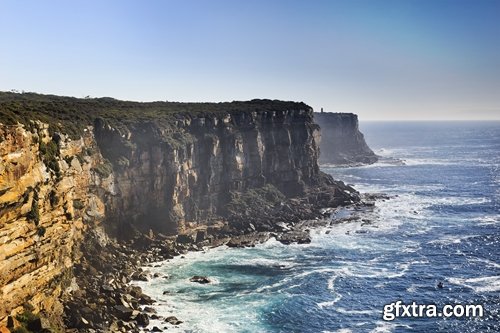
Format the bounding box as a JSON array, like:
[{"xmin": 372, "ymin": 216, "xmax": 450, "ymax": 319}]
[{"xmin": 0, "ymin": 91, "xmax": 310, "ymax": 139}]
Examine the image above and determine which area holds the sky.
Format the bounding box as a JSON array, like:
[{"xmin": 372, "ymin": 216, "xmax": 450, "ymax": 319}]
[{"xmin": 1, "ymin": 0, "xmax": 500, "ymax": 120}]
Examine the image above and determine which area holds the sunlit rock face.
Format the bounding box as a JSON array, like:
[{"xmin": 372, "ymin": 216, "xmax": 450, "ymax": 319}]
[
  {"xmin": 0, "ymin": 123, "xmax": 110, "ymax": 321},
  {"xmin": 314, "ymin": 112, "xmax": 378, "ymax": 166}
]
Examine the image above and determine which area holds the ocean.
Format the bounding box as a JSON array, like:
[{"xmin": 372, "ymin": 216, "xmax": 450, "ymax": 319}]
[{"xmin": 136, "ymin": 121, "xmax": 499, "ymax": 333}]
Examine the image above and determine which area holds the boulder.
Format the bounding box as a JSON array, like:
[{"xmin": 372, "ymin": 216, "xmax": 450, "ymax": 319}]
[
  {"xmin": 113, "ymin": 305, "xmax": 133, "ymax": 320},
  {"xmin": 165, "ymin": 316, "xmax": 183, "ymax": 325},
  {"xmin": 143, "ymin": 306, "xmax": 157, "ymax": 313},
  {"xmin": 135, "ymin": 313, "xmax": 149, "ymax": 327},
  {"xmin": 276, "ymin": 230, "xmax": 311, "ymax": 245},
  {"xmin": 138, "ymin": 294, "xmax": 155, "ymax": 305},
  {"xmin": 189, "ymin": 276, "xmax": 211, "ymax": 284},
  {"xmin": 131, "ymin": 271, "xmax": 149, "ymax": 281}
]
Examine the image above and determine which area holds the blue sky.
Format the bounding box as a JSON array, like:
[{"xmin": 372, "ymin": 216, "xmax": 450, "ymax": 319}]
[{"xmin": 1, "ymin": 0, "xmax": 499, "ymax": 120}]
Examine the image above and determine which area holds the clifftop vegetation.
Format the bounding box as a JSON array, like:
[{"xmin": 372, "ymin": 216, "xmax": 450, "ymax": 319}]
[{"xmin": 0, "ymin": 91, "xmax": 310, "ymax": 139}]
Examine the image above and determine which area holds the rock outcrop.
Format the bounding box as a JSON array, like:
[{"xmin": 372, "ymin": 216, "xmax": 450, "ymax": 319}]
[
  {"xmin": 0, "ymin": 122, "xmax": 112, "ymax": 327},
  {"xmin": 314, "ymin": 112, "xmax": 378, "ymax": 165},
  {"xmin": 0, "ymin": 93, "xmax": 360, "ymax": 330}
]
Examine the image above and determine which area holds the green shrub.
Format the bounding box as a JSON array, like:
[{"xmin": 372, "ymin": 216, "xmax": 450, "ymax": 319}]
[
  {"xmin": 49, "ymin": 190, "xmax": 58, "ymax": 206},
  {"xmin": 227, "ymin": 184, "xmax": 285, "ymax": 213},
  {"xmin": 27, "ymin": 200, "xmax": 40, "ymax": 225},
  {"xmin": 12, "ymin": 327, "xmax": 30, "ymax": 333},
  {"xmin": 37, "ymin": 226, "xmax": 46, "ymax": 237},
  {"xmin": 15, "ymin": 309, "xmax": 38, "ymax": 327},
  {"xmin": 39, "ymin": 139, "xmax": 61, "ymax": 178},
  {"xmin": 72, "ymin": 199, "xmax": 85, "ymax": 210},
  {"xmin": 22, "ymin": 188, "xmax": 32, "ymax": 204},
  {"xmin": 92, "ymin": 160, "xmax": 113, "ymax": 177}
]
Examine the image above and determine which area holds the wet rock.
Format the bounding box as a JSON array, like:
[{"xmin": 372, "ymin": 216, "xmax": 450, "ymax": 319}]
[
  {"xmin": 114, "ymin": 305, "xmax": 133, "ymax": 320},
  {"xmin": 151, "ymin": 327, "xmax": 163, "ymax": 332},
  {"xmin": 276, "ymin": 230, "xmax": 311, "ymax": 245},
  {"xmin": 143, "ymin": 306, "xmax": 157, "ymax": 313},
  {"xmin": 135, "ymin": 313, "xmax": 150, "ymax": 327},
  {"xmin": 195, "ymin": 230, "xmax": 206, "ymax": 243},
  {"xmin": 226, "ymin": 232, "xmax": 271, "ymax": 248},
  {"xmin": 131, "ymin": 271, "xmax": 149, "ymax": 281},
  {"xmin": 176, "ymin": 234, "xmax": 195, "ymax": 244},
  {"xmin": 165, "ymin": 316, "xmax": 183, "ymax": 325},
  {"xmin": 139, "ymin": 294, "xmax": 155, "ymax": 305},
  {"xmin": 128, "ymin": 286, "xmax": 144, "ymax": 298},
  {"xmin": 189, "ymin": 276, "xmax": 211, "ymax": 284}
]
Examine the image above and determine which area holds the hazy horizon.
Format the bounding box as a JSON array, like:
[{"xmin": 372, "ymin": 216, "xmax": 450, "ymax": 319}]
[{"xmin": 1, "ymin": 0, "xmax": 499, "ymax": 121}]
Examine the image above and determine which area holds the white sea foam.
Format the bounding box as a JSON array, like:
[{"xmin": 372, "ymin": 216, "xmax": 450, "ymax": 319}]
[
  {"xmin": 313, "ymin": 260, "xmax": 411, "ymax": 303},
  {"xmin": 466, "ymin": 256, "xmax": 500, "ymax": 269},
  {"xmin": 406, "ymin": 284, "xmax": 417, "ymax": 293},
  {"xmin": 317, "ymin": 296, "xmax": 343, "ymax": 309},
  {"xmin": 428, "ymin": 234, "xmax": 480, "ymax": 246},
  {"xmin": 317, "ymin": 275, "xmax": 342, "ymax": 309},
  {"xmin": 402, "ymin": 158, "xmax": 458, "ymax": 166},
  {"xmin": 472, "ymin": 215, "xmax": 500, "ymax": 225},
  {"xmin": 254, "ymin": 278, "xmax": 292, "ymax": 293},
  {"xmin": 246, "ymin": 258, "xmax": 296, "ymax": 269},
  {"xmin": 430, "ymin": 196, "xmax": 491, "ymax": 206},
  {"xmin": 334, "ymin": 307, "xmax": 378, "ymax": 315},
  {"xmin": 448, "ymin": 275, "xmax": 500, "ymax": 292},
  {"xmin": 369, "ymin": 321, "xmax": 396, "ymax": 333},
  {"xmin": 138, "ymin": 287, "xmax": 268, "ymax": 333},
  {"xmin": 370, "ymin": 321, "xmax": 413, "ymax": 333}
]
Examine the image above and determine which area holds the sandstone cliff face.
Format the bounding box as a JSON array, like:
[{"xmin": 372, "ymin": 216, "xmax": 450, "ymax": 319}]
[
  {"xmin": 0, "ymin": 123, "xmax": 111, "ymax": 322},
  {"xmin": 0, "ymin": 97, "xmax": 352, "ymax": 325},
  {"xmin": 95, "ymin": 108, "xmax": 321, "ymax": 235},
  {"xmin": 314, "ymin": 112, "xmax": 378, "ymax": 165}
]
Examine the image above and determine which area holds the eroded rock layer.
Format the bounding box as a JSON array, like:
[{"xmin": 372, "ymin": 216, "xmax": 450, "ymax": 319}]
[{"xmin": 0, "ymin": 122, "xmax": 112, "ymax": 324}]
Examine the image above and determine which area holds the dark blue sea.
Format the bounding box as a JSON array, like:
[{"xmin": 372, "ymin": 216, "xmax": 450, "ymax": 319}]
[{"xmin": 137, "ymin": 122, "xmax": 500, "ymax": 333}]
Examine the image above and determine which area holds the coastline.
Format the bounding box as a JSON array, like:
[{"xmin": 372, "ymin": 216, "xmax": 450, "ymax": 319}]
[
  {"xmin": 62, "ymin": 190, "xmax": 388, "ymax": 332},
  {"xmin": 0, "ymin": 92, "xmax": 386, "ymax": 332}
]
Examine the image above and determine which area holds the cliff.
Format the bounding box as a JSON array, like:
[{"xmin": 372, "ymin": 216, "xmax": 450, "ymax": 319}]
[
  {"xmin": 0, "ymin": 121, "xmax": 111, "ymax": 326},
  {"xmin": 95, "ymin": 108, "xmax": 324, "ymax": 236},
  {"xmin": 0, "ymin": 92, "xmax": 359, "ymax": 330},
  {"xmin": 314, "ymin": 112, "xmax": 378, "ymax": 165}
]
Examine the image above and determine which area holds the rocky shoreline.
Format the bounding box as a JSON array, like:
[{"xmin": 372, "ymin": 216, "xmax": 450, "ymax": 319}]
[
  {"xmin": 0, "ymin": 93, "xmax": 384, "ymax": 332},
  {"xmin": 58, "ymin": 189, "xmax": 389, "ymax": 333}
]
